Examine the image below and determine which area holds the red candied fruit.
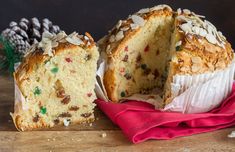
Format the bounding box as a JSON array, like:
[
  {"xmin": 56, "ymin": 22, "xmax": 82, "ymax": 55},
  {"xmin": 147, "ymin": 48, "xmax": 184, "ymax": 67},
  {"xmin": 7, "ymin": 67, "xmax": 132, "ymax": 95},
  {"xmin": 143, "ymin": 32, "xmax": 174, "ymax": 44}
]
[
  {"xmin": 87, "ymin": 93, "xmax": 92, "ymax": 97},
  {"xmin": 124, "ymin": 46, "xmax": 128, "ymax": 52},
  {"xmin": 144, "ymin": 45, "xmax": 149, "ymax": 52},
  {"xmin": 65, "ymin": 57, "xmax": 72, "ymax": 63}
]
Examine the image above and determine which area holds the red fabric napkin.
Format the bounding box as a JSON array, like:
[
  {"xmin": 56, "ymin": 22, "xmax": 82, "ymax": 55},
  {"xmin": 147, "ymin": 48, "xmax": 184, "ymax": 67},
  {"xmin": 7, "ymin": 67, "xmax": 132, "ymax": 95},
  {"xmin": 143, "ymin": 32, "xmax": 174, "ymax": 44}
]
[{"xmin": 95, "ymin": 83, "xmax": 235, "ymax": 143}]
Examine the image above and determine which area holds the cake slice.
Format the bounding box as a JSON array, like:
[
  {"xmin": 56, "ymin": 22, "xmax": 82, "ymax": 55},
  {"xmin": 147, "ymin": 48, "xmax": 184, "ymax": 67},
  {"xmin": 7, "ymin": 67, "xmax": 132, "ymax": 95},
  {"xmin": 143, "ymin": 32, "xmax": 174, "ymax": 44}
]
[{"xmin": 11, "ymin": 31, "xmax": 99, "ymax": 131}]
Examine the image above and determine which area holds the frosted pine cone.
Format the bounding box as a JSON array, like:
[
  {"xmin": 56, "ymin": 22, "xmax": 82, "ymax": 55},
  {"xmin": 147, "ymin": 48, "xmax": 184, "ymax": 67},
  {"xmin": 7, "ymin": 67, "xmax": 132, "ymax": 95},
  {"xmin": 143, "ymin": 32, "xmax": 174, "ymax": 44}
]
[{"xmin": 1, "ymin": 17, "xmax": 61, "ymax": 56}]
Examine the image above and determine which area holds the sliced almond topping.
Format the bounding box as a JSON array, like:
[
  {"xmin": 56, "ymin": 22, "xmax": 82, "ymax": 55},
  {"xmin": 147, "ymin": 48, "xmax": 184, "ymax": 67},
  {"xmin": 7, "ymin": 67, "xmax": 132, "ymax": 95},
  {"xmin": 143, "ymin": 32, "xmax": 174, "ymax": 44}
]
[
  {"xmin": 130, "ymin": 23, "xmax": 139, "ymax": 30},
  {"xmin": 137, "ymin": 8, "xmax": 150, "ymax": 14},
  {"xmin": 66, "ymin": 36, "xmax": 84, "ymax": 45},
  {"xmin": 205, "ymin": 34, "xmax": 217, "ymax": 44},
  {"xmin": 116, "ymin": 20, "xmax": 122, "ymax": 29},
  {"xmin": 109, "ymin": 35, "xmax": 115, "ymax": 42},
  {"xmin": 115, "ymin": 31, "xmax": 124, "ymax": 41},
  {"xmin": 131, "ymin": 15, "xmax": 145, "ymax": 27}
]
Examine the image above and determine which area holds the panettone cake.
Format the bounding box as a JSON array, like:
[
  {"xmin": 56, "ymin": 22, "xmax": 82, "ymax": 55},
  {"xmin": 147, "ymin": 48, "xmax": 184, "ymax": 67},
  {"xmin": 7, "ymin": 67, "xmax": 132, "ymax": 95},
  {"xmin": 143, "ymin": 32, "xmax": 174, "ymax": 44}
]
[
  {"xmin": 99, "ymin": 5, "xmax": 234, "ymax": 105},
  {"xmin": 11, "ymin": 31, "xmax": 99, "ymax": 131}
]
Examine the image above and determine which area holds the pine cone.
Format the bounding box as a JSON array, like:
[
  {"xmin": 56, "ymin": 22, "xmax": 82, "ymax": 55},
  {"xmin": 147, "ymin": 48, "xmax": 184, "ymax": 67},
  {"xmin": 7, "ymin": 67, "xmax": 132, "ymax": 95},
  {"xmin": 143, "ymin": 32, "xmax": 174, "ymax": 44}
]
[{"xmin": 1, "ymin": 17, "xmax": 61, "ymax": 56}]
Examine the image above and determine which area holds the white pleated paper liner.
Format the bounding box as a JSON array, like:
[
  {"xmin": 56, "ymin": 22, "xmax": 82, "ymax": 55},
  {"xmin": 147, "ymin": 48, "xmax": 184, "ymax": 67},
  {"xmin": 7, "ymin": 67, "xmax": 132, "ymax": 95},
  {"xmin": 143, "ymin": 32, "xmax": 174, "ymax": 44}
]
[
  {"xmin": 96, "ymin": 57, "xmax": 235, "ymax": 114},
  {"xmin": 164, "ymin": 59, "xmax": 235, "ymax": 113}
]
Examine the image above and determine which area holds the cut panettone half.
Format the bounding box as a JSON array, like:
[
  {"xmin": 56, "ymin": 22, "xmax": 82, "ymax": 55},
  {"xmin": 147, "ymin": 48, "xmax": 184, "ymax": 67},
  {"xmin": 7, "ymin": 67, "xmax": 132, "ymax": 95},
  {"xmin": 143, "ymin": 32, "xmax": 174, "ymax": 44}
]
[
  {"xmin": 11, "ymin": 32, "xmax": 99, "ymax": 131},
  {"xmin": 99, "ymin": 5, "xmax": 234, "ymax": 105}
]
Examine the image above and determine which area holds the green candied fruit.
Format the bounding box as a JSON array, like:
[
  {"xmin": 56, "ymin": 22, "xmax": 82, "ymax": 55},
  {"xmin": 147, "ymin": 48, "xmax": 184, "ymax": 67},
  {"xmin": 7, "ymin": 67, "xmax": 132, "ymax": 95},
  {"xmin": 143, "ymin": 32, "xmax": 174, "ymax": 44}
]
[
  {"xmin": 120, "ymin": 91, "xmax": 126, "ymax": 97},
  {"xmin": 176, "ymin": 45, "xmax": 181, "ymax": 51},
  {"xmin": 51, "ymin": 67, "xmax": 59, "ymax": 74},
  {"xmin": 141, "ymin": 64, "xmax": 147, "ymax": 70},
  {"xmin": 40, "ymin": 107, "xmax": 47, "ymax": 114},
  {"xmin": 34, "ymin": 86, "xmax": 41, "ymax": 96}
]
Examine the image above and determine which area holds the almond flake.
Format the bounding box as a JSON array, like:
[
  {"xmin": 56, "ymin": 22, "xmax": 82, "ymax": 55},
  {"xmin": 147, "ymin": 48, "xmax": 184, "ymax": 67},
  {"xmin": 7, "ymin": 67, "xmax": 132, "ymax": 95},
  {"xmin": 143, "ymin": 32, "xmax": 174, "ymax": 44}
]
[
  {"xmin": 66, "ymin": 36, "xmax": 84, "ymax": 45},
  {"xmin": 183, "ymin": 9, "xmax": 191, "ymax": 14},
  {"xmin": 116, "ymin": 20, "xmax": 122, "ymax": 29},
  {"xmin": 115, "ymin": 31, "xmax": 124, "ymax": 41},
  {"xmin": 205, "ymin": 34, "xmax": 217, "ymax": 44},
  {"xmin": 150, "ymin": 5, "xmax": 172, "ymax": 11},
  {"xmin": 120, "ymin": 27, "xmax": 130, "ymax": 31},
  {"xmin": 177, "ymin": 8, "xmax": 182, "ymax": 14},
  {"xmin": 131, "ymin": 15, "xmax": 145, "ymax": 27},
  {"xmin": 106, "ymin": 44, "xmax": 111, "ymax": 52},
  {"xmin": 137, "ymin": 8, "xmax": 150, "ymax": 14},
  {"xmin": 84, "ymin": 36, "xmax": 89, "ymax": 40},
  {"xmin": 130, "ymin": 23, "xmax": 139, "ymax": 30},
  {"xmin": 192, "ymin": 26, "xmax": 200, "ymax": 35},
  {"xmin": 109, "ymin": 35, "xmax": 115, "ymax": 42},
  {"xmin": 52, "ymin": 40, "xmax": 59, "ymax": 47},
  {"xmin": 199, "ymin": 28, "xmax": 207, "ymax": 37},
  {"xmin": 179, "ymin": 23, "xmax": 192, "ymax": 33}
]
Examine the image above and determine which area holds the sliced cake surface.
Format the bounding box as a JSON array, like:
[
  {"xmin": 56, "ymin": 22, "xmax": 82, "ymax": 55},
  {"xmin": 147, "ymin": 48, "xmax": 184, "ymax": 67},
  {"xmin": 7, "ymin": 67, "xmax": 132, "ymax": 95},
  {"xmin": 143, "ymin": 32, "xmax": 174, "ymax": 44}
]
[
  {"xmin": 99, "ymin": 5, "xmax": 234, "ymax": 104},
  {"xmin": 12, "ymin": 31, "xmax": 99, "ymax": 131},
  {"xmin": 99, "ymin": 5, "xmax": 174, "ymax": 102}
]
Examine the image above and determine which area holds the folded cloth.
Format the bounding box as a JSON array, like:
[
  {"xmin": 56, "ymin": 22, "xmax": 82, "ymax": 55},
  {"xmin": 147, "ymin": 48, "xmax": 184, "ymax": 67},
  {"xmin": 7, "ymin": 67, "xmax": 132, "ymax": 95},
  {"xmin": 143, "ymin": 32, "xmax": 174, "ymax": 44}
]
[{"xmin": 95, "ymin": 83, "xmax": 235, "ymax": 143}]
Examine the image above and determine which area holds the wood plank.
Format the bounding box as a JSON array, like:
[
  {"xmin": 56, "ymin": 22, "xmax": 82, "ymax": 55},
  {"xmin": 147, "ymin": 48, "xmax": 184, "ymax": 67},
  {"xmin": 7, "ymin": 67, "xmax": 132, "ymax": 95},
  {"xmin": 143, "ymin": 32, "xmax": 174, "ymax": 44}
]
[
  {"xmin": 0, "ymin": 128, "xmax": 234, "ymax": 152},
  {"xmin": 0, "ymin": 71, "xmax": 235, "ymax": 151}
]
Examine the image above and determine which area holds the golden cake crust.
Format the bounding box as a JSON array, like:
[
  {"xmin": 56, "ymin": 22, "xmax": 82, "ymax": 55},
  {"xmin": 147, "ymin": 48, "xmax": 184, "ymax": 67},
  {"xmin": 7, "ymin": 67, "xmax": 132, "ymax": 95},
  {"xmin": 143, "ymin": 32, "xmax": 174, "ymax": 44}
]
[{"xmin": 15, "ymin": 32, "xmax": 96, "ymax": 87}]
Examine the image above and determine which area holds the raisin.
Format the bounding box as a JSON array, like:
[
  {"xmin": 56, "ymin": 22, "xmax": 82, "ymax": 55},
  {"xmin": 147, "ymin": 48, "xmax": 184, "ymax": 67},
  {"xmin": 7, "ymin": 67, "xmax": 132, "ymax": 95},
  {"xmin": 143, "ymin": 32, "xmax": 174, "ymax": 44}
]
[
  {"xmin": 136, "ymin": 53, "xmax": 142, "ymax": 62},
  {"xmin": 56, "ymin": 89, "xmax": 65, "ymax": 98},
  {"xmin": 59, "ymin": 112, "xmax": 72, "ymax": 117},
  {"xmin": 143, "ymin": 68, "xmax": 151, "ymax": 75},
  {"xmin": 122, "ymin": 55, "xmax": 128, "ymax": 62},
  {"xmin": 156, "ymin": 50, "xmax": 160, "ymax": 55},
  {"xmin": 69, "ymin": 106, "xmax": 79, "ymax": 111},
  {"xmin": 178, "ymin": 59, "xmax": 184, "ymax": 64},
  {"xmin": 81, "ymin": 113, "xmax": 92, "ymax": 118},
  {"xmin": 61, "ymin": 95, "xmax": 71, "ymax": 104},
  {"xmin": 141, "ymin": 64, "xmax": 147, "ymax": 70},
  {"xmin": 154, "ymin": 69, "xmax": 159, "ymax": 79},
  {"xmin": 85, "ymin": 54, "xmax": 91, "ymax": 61},
  {"xmin": 124, "ymin": 46, "xmax": 128, "ymax": 52},
  {"xmin": 33, "ymin": 114, "xmax": 39, "ymax": 122},
  {"xmin": 124, "ymin": 73, "xmax": 132, "ymax": 80},
  {"xmin": 54, "ymin": 119, "xmax": 60, "ymax": 124}
]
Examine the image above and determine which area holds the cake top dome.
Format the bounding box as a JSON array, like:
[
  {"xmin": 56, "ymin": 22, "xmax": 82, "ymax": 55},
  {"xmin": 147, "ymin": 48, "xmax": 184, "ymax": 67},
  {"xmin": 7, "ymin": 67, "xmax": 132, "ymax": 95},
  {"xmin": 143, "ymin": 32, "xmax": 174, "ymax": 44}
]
[{"xmin": 99, "ymin": 5, "xmax": 173, "ymax": 56}]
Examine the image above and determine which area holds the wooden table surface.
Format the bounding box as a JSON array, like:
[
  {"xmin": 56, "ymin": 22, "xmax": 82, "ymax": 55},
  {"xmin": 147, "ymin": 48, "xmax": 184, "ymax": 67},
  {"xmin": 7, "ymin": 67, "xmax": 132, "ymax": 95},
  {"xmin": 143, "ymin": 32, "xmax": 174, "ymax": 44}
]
[{"xmin": 0, "ymin": 71, "xmax": 235, "ymax": 152}]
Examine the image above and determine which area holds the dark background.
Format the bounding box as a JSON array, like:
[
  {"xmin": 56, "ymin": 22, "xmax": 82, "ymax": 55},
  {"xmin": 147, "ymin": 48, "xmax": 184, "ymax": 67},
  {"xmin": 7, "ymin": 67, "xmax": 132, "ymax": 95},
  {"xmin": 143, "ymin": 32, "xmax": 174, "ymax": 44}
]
[{"xmin": 0, "ymin": 0, "xmax": 235, "ymax": 46}]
